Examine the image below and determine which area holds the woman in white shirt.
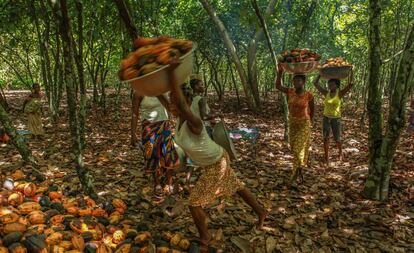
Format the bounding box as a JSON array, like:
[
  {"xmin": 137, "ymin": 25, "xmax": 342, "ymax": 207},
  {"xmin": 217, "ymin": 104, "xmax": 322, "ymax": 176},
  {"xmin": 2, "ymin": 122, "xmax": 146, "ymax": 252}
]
[
  {"xmin": 131, "ymin": 91, "xmax": 180, "ymax": 198},
  {"xmin": 189, "ymin": 75, "xmax": 221, "ymax": 137},
  {"xmin": 168, "ymin": 62, "xmax": 266, "ymax": 251}
]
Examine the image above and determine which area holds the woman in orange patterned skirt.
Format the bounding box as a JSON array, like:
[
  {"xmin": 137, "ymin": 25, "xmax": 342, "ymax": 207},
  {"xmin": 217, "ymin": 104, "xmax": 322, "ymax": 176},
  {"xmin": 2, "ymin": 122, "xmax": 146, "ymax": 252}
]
[
  {"xmin": 167, "ymin": 61, "xmax": 266, "ymax": 252},
  {"xmin": 276, "ymin": 64, "xmax": 314, "ymax": 187}
]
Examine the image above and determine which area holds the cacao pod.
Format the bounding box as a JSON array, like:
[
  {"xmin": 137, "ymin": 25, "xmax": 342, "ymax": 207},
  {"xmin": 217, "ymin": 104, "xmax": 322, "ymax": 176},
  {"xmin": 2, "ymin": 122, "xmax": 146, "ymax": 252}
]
[
  {"xmin": 170, "ymin": 233, "xmax": 181, "ymax": 246},
  {"xmin": 3, "ymin": 222, "xmax": 27, "ymax": 234},
  {"xmin": 45, "ymin": 232, "xmax": 63, "ymax": 246},
  {"xmin": 58, "ymin": 241, "xmax": 72, "ymax": 251},
  {"xmin": 0, "ymin": 211, "xmax": 20, "ymax": 224},
  {"xmin": 66, "ymin": 207, "xmax": 79, "ymax": 216},
  {"xmin": 48, "ymin": 192, "xmax": 62, "ymax": 201},
  {"xmin": 17, "ymin": 202, "xmax": 41, "ymax": 215},
  {"xmin": 11, "ymin": 170, "xmax": 25, "ymax": 180},
  {"xmin": 21, "ymin": 235, "xmax": 46, "ymax": 253},
  {"xmin": 134, "ymin": 232, "xmax": 151, "ymax": 244},
  {"xmin": 28, "ymin": 211, "xmax": 45, "ymax": 225},
  {"xmin": 114, "ymin": 243, "xmax": 131, "ymax": 253},
  {"xmin": 8, "ymin": 243, "xmax": 27, "ymax": 253},
  {"xmin": 112, "ymin": 230, "xmax": 125, "ymax": 244},
  {"xmin": 111, "ymin": 199, "xmax": 126, "ymax": 210},
  {"xmin": 17, "ymin": 217, "xmax": 29, "ymax": 226},
  {"xmin": 8, "ymin": 193, "xmax": 24, "ymax": 207},
  {"xmin": 15, "ymin": 183, "xmax": 36, "ymax": 197},
  {"xmin": 49, "ymin": 246, "xmax": 64, "ymax": 253},
  {"xmin": 2, "ymin": 232, "xmax": 23, "ymax": 247},
  {"xmin": 71, "ymin": 235, "xmax": 84, "ymax": 251},
  {"xmin": 96, "ymin": 243, "xmax": 112, "ymax": 253},
  {"xmin": 78, "ymin": 209, "xmax": 92, "ymax": 217},
  {"xmin": 178, "ymin": 239, "xmax": 190, "ymax": 250},
  {"xmin": 92, "ymin": 208, "xmax": 107, "ymax": 218},
  {"xmin": 49, "ymin": 215, "xmax": 65, "ymax": 225}
]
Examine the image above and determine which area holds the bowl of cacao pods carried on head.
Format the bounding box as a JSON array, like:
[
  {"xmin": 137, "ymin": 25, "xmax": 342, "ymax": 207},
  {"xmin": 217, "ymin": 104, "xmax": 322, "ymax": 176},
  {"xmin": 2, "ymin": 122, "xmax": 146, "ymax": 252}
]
[
  {"xmin": 119, "ymin": 36, "xmax": 195, "ymax": 97},
  {"xmin": 319, "ymin": 57, "xmax": 353, "ymax": 80},
  {"xmin": 278, "ymin": 48, "xmax": 321, "ymax": 74}
]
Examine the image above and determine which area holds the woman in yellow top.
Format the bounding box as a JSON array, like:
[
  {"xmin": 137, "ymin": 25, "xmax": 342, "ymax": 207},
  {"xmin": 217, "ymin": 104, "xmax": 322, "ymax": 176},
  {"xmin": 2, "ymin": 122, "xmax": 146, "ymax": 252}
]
[
  {"xmin": 313, "ymin": 70, "xmax": 354, "ymax": 163},
  {"xmin": 276, "ymin": 64, "xmax": 315, "ymax": 187}
]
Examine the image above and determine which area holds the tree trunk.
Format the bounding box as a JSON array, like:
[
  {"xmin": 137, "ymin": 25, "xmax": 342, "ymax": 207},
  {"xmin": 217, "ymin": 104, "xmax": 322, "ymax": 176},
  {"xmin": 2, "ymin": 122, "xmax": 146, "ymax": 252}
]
[
  {"xmin": 228, "ymin": 58, "xmax": 241, "ymax": 108},
  {"xmin": 0, "ymin": 87, "xmax": 9, "ymax": 111},
  {"xmin": 114, "ymin": 0, "xmax": 139, "ymax": 41},
  {"xmin": 247, "ymin": 0, "xmax": 278, "ymax": 109},
  {"xmin": 74, "ymin": 0, "xmax": 86, "ymax": 150},
  {"xmin": 0, "ymin": 104, "xmax": 39, "ymax": 171},
  {"xmin": 364, "ymin": 23, "xmax": 414, "ymax": 200},
  {"xmin": 365, "ymin": 0, "xmax": 384, "ymax": 196},
  {"xmin": 50, "ymin": 0, "xmax": 96, "ymax": 199},
  {"xmin": 199, "ymin": 0, "xmax": 255, "ymax": 110}
]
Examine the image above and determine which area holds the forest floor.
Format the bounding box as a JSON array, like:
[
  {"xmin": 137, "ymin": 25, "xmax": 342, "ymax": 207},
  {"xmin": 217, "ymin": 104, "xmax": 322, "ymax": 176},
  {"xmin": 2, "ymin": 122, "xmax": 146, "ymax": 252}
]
[{"xmin": 1, "ymin": 90, "xmax": 414, "ymax": 252}]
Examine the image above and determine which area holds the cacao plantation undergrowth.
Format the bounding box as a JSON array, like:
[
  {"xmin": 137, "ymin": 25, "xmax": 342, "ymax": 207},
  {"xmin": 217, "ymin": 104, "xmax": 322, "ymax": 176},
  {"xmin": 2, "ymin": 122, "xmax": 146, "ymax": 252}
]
[{"xmin": 1, "ymin": 90, "xmax": 413, "ymax": 252}]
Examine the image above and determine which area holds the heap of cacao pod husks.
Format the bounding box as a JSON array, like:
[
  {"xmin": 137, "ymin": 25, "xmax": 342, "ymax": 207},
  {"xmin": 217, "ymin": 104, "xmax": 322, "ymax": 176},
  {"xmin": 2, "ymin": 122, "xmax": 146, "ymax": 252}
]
[{"xmin": 0, "ymin": 170, "xmax": 192, "ymax": 253}]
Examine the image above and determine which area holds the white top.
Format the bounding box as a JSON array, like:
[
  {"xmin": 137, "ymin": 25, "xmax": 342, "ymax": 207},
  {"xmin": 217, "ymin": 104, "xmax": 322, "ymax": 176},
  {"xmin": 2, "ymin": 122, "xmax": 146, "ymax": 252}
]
[
  {"xmin": 140, "ymin": 96, "xmax": 168, "ymax": 123},
  {"xmin": 175, "ymin": 105, "xmax": 223, "ymax": 167},
  {"xmin": 191, "ymin": 95, "xmax": 211, "ymax": 126}
]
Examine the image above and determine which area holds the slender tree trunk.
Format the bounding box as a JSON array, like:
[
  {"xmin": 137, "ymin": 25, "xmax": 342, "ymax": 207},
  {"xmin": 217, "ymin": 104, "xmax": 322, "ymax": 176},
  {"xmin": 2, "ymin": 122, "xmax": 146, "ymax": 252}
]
[
  {"xmin": 75, "ymin": 0, "xmax": 86, "ymax": 150},
  {"xmin": 364, "ymin": 23, "xmax": 414, "ymax": 200},
  {"xmin": 114, "ymin": 0, "xmax": 139, "ymax": 41},
  {"xmin": 0, "ymin": 104, "xmax": 41, "ymax": 176},
  {"xmin": 247, "ymin": 0, "xmax": 278, "ymax": 109},
  {"xmin": 365, "ymin": 0, "xmax": 384, "ymax": 200},
  {"xmin": 50, "ymin": 0, "xmax": 96, "ymax": 199},
  {"xmin": 228, "ymin": 58, "xmax": 240, "ymax": 107},
  {"xmin": 199, "ymin": 0, "xmax": 255, "ymax": 110}
]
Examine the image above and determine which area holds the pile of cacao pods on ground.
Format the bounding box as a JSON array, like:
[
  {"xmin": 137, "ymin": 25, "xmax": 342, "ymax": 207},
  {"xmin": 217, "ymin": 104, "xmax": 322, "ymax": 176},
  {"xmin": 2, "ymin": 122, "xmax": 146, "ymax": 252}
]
[
  {"xmin": 0, "ymin": 170, "xmax": 192, "ymax": 253},
  {"xmin": 277, "ymin": 48, "xmax": 321, "ymax": 63},
  {"xmin": 119, "ymin": 37, "xmax": 193, "ymax": 81},
  {"xmin": 321, "ymin": 57, "xmax": 352, "ymax": 68}
]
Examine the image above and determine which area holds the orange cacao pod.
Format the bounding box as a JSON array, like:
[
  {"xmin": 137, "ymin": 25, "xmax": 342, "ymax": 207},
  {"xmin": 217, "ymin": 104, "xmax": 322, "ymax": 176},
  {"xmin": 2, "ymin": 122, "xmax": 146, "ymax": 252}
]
[
  {"xmin": 11, "ymin": 170, "xmax": 25, "ymax": 180},
  {"xmin": 0, "ymin": 211, "xmax": 20, "ymax": 224},
  {"xmin": 28, "ymin": 211, "xmax": 46, "ymax": 225},
  {"xmin": 3, "ymin": 222, "xmax": 27, "ymax": 234},
  {"xmin": 66, "ymin": 207, "xmax": 79, "ymax": 216},
  {"xmin": 78, "ymin": 209, "xmax": 92, "ymax": 217},
  {"xmin": 71, "ymin": 235, "xmax": 85, "ymax": 251},
  {"xmin": 49, "ymin": 215, "xmax": 65, "ymax": 225},
  {"xmin": 48, "ymin": 192, "xmax": 62, "ymax": 201},
  {"xmin": 96, "ymin": 243, "xmax": 112, "ymax": 253},
  {"xmin": 45, "ymin": 232, "xmax": 63, "ymax": 245},
  {"xmin": 17, "ymin": 202, "xmax": 41, "ymax": 215},
  {"xmin": 58, "ymin": 241, "xmax": 72, "ymax": 251},
  {"xmin": 92, "ymin": 208, "xmax": 108, "ymax": 218},
  {"xmin": 111, "ymin": 199, "xmax": 127, "ymax": 210}
]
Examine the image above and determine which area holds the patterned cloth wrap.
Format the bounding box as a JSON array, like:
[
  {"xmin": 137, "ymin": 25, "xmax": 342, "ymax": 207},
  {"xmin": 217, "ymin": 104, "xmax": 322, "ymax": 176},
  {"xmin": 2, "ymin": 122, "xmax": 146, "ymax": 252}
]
[{"xmin": 141, "ymin": 120, "xmax": 180, "ymax": 176}]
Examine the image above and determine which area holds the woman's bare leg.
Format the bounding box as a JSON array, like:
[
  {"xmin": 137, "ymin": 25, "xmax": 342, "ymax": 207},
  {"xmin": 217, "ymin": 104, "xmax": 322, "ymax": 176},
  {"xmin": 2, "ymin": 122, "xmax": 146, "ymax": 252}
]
[
  {"xmin": 189, "ymin": 206, "xmax": 211, "ymax": 251},
  {"xmin": 237, "ymin": 188, "xmax": 267, "ymax": 228}
]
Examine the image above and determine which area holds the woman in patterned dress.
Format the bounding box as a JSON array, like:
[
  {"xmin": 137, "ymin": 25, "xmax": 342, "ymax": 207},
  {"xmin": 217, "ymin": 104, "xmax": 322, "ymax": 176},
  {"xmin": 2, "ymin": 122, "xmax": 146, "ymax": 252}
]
[
  {"xmin": 275, "ymin": 64, "xmax": 315, "ymax": 187},
  {"xmin": 167, "ymin": 61, "xmax": 266, "ymax": 252},
  {"xmin": 131, "ymin": 91, "xmax": 180, "ymax": 198}
]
